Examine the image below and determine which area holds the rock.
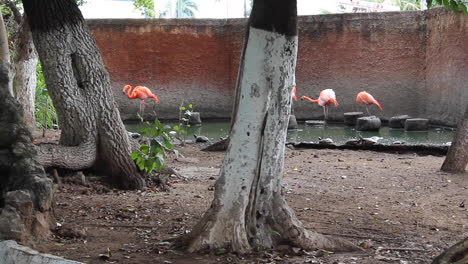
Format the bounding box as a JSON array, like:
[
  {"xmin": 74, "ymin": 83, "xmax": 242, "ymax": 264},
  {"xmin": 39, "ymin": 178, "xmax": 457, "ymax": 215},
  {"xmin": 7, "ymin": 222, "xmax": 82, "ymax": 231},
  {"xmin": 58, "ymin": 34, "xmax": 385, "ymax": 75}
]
[
  {"xmin": 305, "ymin": 120, "xmax": 325, "ymax": 126},
  {"xmin": 405, "ymin": 118, "xmax": 429, "ymax": 131},
  {"xmin": 356, "ymin": 116, "xmax": 381, "ymax": 131},
  {"xmin": 194, "ymin": 134, "xmax": 210, "ymax": 143},
  {"xmin": 389, "ymin": 115, "xmax": 411, "ymax": 128},
  {"xmin": 0, "ymin": 240, "xmax": 81, "ymax": 264},
  {"xmin": 359, "ymin": 136, "xmax": 378, "ymax": 145},
  {"xmin": 187, "ymin": 112, "xmax": 202, "ymax": 125},
  {"xmin": 128, "ymin": 132, "xmax": 141, "ymax": 139},
  {"xmin": 318, "ymin": 137, "xmax": 334, "ymax": 145},
  {"xmin": 344, "ymin": 112, "xmax": 364, "ymax": 126},
  {"xmin": 345, "ymin": 139, "xmax": 361, "ymax": 146},
  {"xmin": 288, "ymin": 115, "xmax": 298, "ymax": 129}
]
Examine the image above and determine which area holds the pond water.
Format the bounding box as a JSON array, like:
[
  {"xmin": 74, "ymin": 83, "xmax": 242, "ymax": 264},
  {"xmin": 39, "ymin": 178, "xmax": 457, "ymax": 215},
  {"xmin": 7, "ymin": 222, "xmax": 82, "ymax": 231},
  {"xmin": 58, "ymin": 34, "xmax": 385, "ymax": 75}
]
[{"xmin": 125, "ymin": 121, "xmax": 454, "ymax": 145}]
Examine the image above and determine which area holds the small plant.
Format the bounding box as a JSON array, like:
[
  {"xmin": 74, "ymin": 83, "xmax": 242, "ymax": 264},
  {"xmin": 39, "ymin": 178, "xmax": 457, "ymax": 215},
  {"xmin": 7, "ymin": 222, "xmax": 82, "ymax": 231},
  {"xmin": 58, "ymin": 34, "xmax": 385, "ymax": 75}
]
[
  {"xmin": 35, "ymin": 63, "xmax": 58, "ymax": 135},
  {"xmin": 131, "ymin": 119, "xmax": 178, "ymax": 174},
  {"xmin": 172, "ymin": 102, "xmax": 193, "ymax": 145}
]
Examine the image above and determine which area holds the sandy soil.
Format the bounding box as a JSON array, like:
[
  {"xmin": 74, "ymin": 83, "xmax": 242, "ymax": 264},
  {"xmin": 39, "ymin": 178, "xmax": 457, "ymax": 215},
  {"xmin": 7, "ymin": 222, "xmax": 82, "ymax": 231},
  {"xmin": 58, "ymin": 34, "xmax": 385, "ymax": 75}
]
[{"xmin": 31, "ymin": 142, "xmax": 467, "ymax": 264}]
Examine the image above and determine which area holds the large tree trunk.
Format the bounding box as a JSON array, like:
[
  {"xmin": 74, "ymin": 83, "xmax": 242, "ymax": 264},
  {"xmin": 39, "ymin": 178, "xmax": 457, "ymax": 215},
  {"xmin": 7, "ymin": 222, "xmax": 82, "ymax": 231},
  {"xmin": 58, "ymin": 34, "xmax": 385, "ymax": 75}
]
[
  {"xmin": 432, "ymin": 237, "xmax": 468, "ymax": 264},
  {"xmin": 13, "ymin": 17, "xmax": 38, "ymax": 131},
  {"xmin": 441, "ymin": 105, "xmax": 468, "ymax": 173},
  {"xmin": 0, "ymin": 12, "xmax": 54, "ymax": 242},
  {"xmin": 22, "ymin": 0, "xmax": 145, "ymax": 189},
  {"xmin": 177, "ymin": 0, "xmax": 356, "ymax": 253}
]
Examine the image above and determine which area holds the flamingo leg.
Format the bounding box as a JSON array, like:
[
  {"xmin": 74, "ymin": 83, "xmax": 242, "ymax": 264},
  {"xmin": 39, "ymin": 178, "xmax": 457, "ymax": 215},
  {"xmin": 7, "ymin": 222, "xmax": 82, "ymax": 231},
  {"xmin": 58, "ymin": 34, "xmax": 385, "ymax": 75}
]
[
  {"xmin": 323, "ymin": 106, "xmax": 327, "ymax": 121},
  {"xmin": 141, "ymin": 101, "xmax": 146, "ymax": 117},
  {"xmin": 366, "ymin": 106, "xmax": 371, "ymax": 116}
]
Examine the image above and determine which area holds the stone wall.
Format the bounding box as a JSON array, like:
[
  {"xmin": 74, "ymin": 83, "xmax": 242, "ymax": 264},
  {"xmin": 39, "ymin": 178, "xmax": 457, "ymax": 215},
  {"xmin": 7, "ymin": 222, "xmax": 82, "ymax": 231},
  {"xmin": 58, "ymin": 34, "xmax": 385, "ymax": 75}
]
[{"xmin": 88, "ymin": 8, "xmax": 467, "ymax": 126}]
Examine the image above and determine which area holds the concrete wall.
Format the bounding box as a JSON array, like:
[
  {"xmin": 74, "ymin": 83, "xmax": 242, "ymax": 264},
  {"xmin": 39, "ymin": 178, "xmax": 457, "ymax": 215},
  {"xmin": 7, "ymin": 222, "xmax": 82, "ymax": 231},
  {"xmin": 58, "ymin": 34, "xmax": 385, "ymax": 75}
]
[{"xmin": 88, "ymin": 8, "xmax": 467, "ymax": 126}]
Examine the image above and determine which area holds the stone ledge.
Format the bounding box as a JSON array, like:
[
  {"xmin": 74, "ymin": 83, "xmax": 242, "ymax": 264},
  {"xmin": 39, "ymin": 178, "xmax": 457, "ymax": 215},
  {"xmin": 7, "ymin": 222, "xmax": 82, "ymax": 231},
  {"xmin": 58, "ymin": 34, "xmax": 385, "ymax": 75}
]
[{"xmin": 0, "ymin": 240, "xmax": 81, "ymax": 264}]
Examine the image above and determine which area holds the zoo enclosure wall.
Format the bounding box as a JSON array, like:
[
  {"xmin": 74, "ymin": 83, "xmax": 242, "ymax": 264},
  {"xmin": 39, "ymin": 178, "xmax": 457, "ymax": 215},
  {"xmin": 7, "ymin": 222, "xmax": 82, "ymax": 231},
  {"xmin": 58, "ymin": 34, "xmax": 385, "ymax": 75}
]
[{"xmin": 88, "ymin": 8, "xmax": 468, "ymax": 127}]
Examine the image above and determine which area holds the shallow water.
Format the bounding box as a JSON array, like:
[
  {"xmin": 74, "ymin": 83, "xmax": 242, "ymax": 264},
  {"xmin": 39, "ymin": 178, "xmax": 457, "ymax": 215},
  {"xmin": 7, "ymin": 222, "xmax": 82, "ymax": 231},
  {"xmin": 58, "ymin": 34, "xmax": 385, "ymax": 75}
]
[{"xmin": 125, "ymin": 121, "xmax": 454, "ymax": 145}]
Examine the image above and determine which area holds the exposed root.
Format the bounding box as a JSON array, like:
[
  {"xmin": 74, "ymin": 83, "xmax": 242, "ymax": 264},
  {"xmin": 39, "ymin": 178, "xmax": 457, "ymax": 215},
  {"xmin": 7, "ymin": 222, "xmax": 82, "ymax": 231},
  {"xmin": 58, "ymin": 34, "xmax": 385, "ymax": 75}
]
[
  {"xmin": 35, "ymin": 141, "xmax": 97, "ymax": 170},
  {"xmin": 267, "ymin": 194, "xmax": 361, "ymax": 253},
  {"xmin": 201, "ymin": 138, "xmax": 229, "ymax": 152}
]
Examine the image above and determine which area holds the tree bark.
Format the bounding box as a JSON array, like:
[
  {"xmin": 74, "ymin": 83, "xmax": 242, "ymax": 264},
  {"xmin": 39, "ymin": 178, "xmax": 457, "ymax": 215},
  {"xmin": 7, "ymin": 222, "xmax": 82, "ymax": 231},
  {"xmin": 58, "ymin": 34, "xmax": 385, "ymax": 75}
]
[
  {"xmin": 441, "ymin": 105, "xmax": 468, "ymax": 173},
  {"xmin": 432, "ymin": 237, "xmax": 468, "ymax": 264},
  {"xmin": 13, "ymin": 17, "xmax": 38, "ymax": 131},
  {"xmin": 0, "ymin": 12, "xmax": 54, "ymax": 242},
  {"xmin": 22, "ymin": 0, "xmax": 145, "ymax": 189},
  {"xmin": 177, "ymin": 0, "xmax": 356, "ymax": 253},
  {"xmin": 0, "ymin": 10, "xmax": 13, "ymax": 97}
]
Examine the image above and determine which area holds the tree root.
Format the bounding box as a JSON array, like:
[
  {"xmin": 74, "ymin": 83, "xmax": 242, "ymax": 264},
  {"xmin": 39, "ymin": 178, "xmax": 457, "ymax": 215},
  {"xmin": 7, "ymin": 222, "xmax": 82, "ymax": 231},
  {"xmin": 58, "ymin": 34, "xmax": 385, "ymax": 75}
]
[
  {"xmin": 201, "ymin": 138, "xmax": 229, "ymax": 152},
  {"xmin": 432, "ymin": 237, "xmax": 468, "ymax": 264},
  {"xmin": 35, "ymin": 141, "xmax": 96, "ymax": 170}
]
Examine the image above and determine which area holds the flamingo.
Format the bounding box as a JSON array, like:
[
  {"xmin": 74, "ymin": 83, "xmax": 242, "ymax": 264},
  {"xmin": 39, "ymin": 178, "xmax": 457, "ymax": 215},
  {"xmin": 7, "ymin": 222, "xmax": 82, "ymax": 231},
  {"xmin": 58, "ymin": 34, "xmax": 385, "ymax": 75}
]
[
  {"xmin": 292, "ymin": 86, "xmax": 298, "ymax": 101},
  {"xmin": 123, "ymin": 85, "xmax": 159, "ymax": 115},
  {"xmin": 301, "ymin": 89, "xmax": 338, "ymax": 121},
  {"xmin": 356, "ymin": 91, "xmax": 383, "ymax": 115}
]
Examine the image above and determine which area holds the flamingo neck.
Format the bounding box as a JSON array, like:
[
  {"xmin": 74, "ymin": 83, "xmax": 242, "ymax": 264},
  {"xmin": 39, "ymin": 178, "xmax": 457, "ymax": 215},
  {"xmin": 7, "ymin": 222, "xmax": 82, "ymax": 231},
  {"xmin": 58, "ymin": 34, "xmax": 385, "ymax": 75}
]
[{"xmin": 125, "ymin": 86, "xmax": 139, "ymax": 99}]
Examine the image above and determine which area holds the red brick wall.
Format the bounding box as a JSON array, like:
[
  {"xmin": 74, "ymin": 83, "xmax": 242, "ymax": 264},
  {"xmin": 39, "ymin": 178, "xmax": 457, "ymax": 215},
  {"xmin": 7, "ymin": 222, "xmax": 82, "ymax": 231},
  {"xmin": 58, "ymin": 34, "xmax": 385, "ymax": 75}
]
[
  {"xmin": 425, "ymin": 9, "xmax": 468, "ymax": 126},
  {"xmin": 88, "ymin": 8, "xmax": 467, "ymax": 125}
]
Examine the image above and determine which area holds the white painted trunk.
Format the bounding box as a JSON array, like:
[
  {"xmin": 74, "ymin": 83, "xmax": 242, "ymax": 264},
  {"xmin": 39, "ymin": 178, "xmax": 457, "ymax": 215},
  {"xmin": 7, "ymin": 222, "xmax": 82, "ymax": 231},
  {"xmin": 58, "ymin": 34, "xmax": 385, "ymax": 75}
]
[
  {"xmin": 15, "ymin": 57, "xmax": 38, "ymax": 131},
  {"xmin": 14, "ymin": 20, "xmax": 38, "ymax": 131},
  {"xmin": 182, "ymin": 27, "xmax": 298, "ymax": 253}
]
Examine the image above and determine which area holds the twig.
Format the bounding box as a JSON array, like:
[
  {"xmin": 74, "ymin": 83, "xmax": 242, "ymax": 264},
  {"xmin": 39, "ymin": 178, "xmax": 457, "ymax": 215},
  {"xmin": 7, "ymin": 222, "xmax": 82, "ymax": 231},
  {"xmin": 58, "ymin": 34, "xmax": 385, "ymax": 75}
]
[
  {"xmin": 378, "ymin": 247, "xmax": 426, "ymax": 252},
  {"xmin": 87, "ymin": 223, "xmax": 155, "ymax": 229}
]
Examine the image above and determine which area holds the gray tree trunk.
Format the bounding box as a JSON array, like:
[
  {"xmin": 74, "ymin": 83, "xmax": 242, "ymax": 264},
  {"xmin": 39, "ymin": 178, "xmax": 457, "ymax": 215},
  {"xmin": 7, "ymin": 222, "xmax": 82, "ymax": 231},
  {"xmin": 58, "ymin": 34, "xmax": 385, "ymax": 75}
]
[
  {"xmin": 13, "ymin": 18, "xmax": 38, "ymax": 131},
  {"xmin": 0, "ymin": 12, "xmax": 54, "ymax": 242},
  {"xmin": 23, "ymin": 0, "xmax": 144, "ymax": 189},
  {"xmin": 177, "ymin": 0, "xmax": 356, "ymax": 253},
  {"xmin": 441, "ymin": 105, "xmax": 468, "ymax": 173}
]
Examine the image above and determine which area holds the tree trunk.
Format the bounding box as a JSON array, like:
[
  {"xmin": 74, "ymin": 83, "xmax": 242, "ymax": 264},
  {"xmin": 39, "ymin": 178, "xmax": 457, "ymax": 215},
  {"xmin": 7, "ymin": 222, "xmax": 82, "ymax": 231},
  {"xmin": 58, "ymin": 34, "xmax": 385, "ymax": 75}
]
[
  {"xmin": 0, "ymin": 12, "xmax": 54, "ymax": 242},
  {"xmin": 177, "ymin": 0, "xmax": 356, "ymax": 253},
  {"xmin": 441, "ymin": 105, "xmax": 468, "ymax": 173},
  {"xmin": 432, "ymin": 237, "xmax": 468, "ymax": 264},
  {"xmin": 22, "ymin": 0, "xmax": 145, "ymax": 189},
  {"xmin": 13, "ymin": 17, "xmax": 38, "ymax": 131},
  {"xmin": 0, "ymin": 9, "xmax": 13, "ymax": 97}
]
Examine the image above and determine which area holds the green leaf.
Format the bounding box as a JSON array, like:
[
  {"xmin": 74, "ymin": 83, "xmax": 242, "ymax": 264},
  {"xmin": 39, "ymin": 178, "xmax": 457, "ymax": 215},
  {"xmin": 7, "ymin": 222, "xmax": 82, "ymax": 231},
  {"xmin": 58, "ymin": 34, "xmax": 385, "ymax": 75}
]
[
  {"xmin": 443, "ymin": 0, "xmax": 450, "ymax": 8},
  {"xmin": 179, "ymin": 106, "xmax": 186, "ymax": 111},
  {"xmin": 131, "ymin": 152, "xmax": 141, "ymax": 160},
  {"xmin": 461, "ymin": 3, "xmax": 468, "ymax": 14},
  {"xmin": 140, "ymin": 144, "xmax": 150, "ymax": 155},
  {"xmin": 162, "ymin": 135, "xmax": 173, "ymax": 150},
  {"xmin": 450, "ymin": 0, "xmax": 459, "ymax": 12},
  {"xmin": 426, "ymin": 0, "xmax": 433, "ymax": 8},
  {"xmin": 188, "ymin": 104, "xmax": 193, "ymax": 109}
]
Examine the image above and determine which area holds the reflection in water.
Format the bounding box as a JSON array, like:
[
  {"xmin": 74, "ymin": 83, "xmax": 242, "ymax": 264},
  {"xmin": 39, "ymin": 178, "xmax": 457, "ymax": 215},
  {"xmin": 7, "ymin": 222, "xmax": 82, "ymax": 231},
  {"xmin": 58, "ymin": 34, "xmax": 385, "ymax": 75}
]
[{"xmin": 125, "ymin": 121, "xmax": 454, "ymax": 145}]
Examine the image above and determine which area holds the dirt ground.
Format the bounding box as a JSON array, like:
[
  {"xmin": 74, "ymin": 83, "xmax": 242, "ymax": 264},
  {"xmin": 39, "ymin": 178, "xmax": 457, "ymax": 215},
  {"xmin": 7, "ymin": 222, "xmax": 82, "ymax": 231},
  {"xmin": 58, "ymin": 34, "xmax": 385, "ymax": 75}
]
[{"xmin": 31, "ymin": 140, "xmax": 467, "ymax": 264}]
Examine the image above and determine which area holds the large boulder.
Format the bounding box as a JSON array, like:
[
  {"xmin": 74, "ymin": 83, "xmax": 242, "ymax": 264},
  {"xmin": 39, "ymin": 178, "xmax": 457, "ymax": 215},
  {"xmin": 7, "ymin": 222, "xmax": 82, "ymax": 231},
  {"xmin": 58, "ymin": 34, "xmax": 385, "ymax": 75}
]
[
  {"xmin": 356, "ymin": 116, "xmax": 381, "ymax": 131},
  {"xmin": 344, "ymin": 112, "xmax": 364, "ymax": 126},
  {"xmin": 187, "ymin": 112, "xmax": 202, "ymax": 125},
  {"xmin": 288, "ymin": 115, "xmax": 298, "ymax": 129},
  {"xmin": 405, "ymin": 118, "xmax": 429, "ymax": 131},
  {"xmin": 389, "ymin": 115, "xmax": 411, "ymax": 128}
]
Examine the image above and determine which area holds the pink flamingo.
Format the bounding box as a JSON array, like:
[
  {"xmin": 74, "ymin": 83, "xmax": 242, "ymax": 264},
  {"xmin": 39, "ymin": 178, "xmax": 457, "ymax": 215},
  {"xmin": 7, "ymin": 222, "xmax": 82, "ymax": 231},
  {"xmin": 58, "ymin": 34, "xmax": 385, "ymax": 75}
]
[
  {"xmin": 123, "ymin": 85, "xmax": 159, "ymax": 115},
  {"xmin": 356, "ymin": 91, "xmax": 383, "ymax": 115},
  {"xmin": 301, "ymin": 89, "xmax": 339, "ymax": 121},
  {"xmin": 292, "ymin": 86, "xmax": 298, "ymax": 101}
]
